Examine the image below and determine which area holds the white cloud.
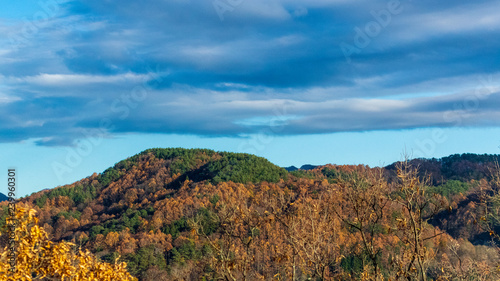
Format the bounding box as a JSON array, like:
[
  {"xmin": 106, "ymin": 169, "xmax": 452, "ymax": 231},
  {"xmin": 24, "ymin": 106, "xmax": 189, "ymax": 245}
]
[
  {"xmin": 15, "ymin": 72, "xmax": 148, "ymax": 86},
  {"xmin": 395, "ymin": 2, "xmax": 500, "ymax": 41}
]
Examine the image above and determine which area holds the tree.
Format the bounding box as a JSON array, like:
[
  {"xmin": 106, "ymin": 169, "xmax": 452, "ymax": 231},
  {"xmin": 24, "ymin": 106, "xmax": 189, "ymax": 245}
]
[
  {"xmin": 190, "ymin": 183, "xmax": 260, "ymax": 281},
  {"xmin": 0, "ymin": 207, "xmax": 137, "ymax": 280},
  {"xmin": 332, "ymin": 167, "xmax": 390, "ymax": 280},
  {"xmin": 389, "ymin": 159, "xmax": 444, "ymax": 281},
  {"xmin": 285, "ymin": 194, "xmax": 343, "ymax": 280},
  {"xmin": 473, "ymin": 161, "xmax": 500, "ymax": 279}
]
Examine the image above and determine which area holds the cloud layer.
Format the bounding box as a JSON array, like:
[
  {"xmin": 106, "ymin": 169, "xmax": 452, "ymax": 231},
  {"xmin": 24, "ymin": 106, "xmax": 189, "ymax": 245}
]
[{"xmin": 1, "ymin": 0, "xmax": 500, "ymax": 146}]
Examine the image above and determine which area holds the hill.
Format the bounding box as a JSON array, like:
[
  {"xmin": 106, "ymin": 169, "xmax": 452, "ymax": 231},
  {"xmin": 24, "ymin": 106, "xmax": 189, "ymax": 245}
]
[
  {"xmin": 1, "ymin": 148, "xmax": 500, "ymax": 280},
  {"xmin": 385, "ymin": 153, "xmax": 500, "ymax": 184}
]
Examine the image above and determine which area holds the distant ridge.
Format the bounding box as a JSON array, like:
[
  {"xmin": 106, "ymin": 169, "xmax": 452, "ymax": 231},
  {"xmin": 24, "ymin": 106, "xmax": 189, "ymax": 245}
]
[
  {"xmin": 0, "ymin": 193, "xmax": 7, "ymax": 202},
  {"xmin": 284, "ymin": 164, "xmax": 318, "ymax": 171},
  {"xmin": 300, "ymin": 164, "xmax": 318, "ymax": 170},
  {"xmin": 385, "ymin": 153, "xmax": 500, "ymax": 185},
  {"xmin": 285, "ymin": 153, "xmax": 500, "ymax": 184}
]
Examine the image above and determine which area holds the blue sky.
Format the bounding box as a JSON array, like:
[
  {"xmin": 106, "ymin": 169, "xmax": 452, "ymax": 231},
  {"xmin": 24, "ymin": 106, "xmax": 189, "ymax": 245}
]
[{"xmin": 1, "ymin": 0, "xmax": 500, "ymax": 196}]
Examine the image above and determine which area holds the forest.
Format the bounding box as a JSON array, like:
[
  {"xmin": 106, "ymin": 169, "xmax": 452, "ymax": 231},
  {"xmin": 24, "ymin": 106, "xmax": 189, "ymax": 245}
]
[{"xmin": 1, "ymin": 148, "xmax": 500, "ymax": 280}]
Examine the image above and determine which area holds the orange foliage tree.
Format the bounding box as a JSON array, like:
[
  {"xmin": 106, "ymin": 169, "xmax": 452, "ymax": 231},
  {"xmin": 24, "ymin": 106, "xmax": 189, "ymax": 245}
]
[{"xmin": 0, "ymin": 207, "xmax": 137, "ymax": 281}]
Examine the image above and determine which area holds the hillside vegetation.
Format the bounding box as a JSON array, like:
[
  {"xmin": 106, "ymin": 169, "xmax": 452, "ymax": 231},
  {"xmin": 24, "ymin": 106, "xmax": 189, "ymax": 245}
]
[{"xmin": 1, "ymin": 148, "xmax": 500, "ymax": 280}]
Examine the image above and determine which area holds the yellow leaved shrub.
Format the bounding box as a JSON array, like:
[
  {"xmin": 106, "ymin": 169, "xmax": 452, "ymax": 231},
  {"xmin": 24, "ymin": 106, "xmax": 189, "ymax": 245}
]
[{"xmin": 0, "ymin": 207, "xmax": 137, "ymax": 281}]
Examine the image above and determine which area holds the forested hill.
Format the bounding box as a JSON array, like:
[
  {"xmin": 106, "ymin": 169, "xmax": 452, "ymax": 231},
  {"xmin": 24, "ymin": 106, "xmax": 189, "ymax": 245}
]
[
  {"xmin": 289, "ymin": 153, "xmax": 500, "ymax": 184},
  {"xmin": 26, "ymin": 147, "xmax": 288, "ymax": 210},
  {"xmin": 385, "ymin": 153, "xmax": 500, "ymax": 184},
  {"xmin": 2, "ymin": 148, "xmax": 500, "ymax": 280}
]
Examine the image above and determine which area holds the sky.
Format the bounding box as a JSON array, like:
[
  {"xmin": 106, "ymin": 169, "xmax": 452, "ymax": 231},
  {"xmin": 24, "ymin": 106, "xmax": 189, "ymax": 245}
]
[{"xmin": 1, "ymin": 0, "xmax": 500, "ymax": 196}]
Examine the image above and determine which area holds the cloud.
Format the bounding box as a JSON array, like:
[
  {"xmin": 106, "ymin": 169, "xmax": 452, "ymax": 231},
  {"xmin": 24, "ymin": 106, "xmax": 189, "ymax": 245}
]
[
  {"xmin": 1, "ymin": 0, "xmax": 500, "ymax": 145},
  {"xmin": 17, "ymin": 73, "xmax": 148, "ymax": 86}
]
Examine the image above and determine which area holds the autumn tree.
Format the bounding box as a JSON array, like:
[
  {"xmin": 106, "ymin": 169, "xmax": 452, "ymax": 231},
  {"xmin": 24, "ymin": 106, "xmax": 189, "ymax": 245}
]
[
  {"xmin": 472, "ymin": 160, "xmax": 500, "ymax": 279},
  {"xmin": 0, "ymin": 207, "xmax": 137, "ymax": 280},
  {"xmin": 477, "ymin": 161, "xmax": 500, "ymax": 240},
  {"xmin": 389, "ymin": 158, "xmax": 445, "ymax": 281},
  {"xmin": 332, "ymin": 167, "xmax": 390, "ymax": 280},
  {"xmin": 262, "ymin": 179, "xmax": 345, "ymax": 280},
  {"xmin": 190, "ymin": 182, "xmax": 270, "ymax": 280},
  {"xmin": 286, "ymin": 193, "xmax": 344, "ymax": 280}
]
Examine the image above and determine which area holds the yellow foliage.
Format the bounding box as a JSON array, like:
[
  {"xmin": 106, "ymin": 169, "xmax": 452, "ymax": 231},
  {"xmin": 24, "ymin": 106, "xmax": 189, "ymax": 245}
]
[{"xmin": 0, "ymin": 207, "xmax": 137, "ymax": 281}]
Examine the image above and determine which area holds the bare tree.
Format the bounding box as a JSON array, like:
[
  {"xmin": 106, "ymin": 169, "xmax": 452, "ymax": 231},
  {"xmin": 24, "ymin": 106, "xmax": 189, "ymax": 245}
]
[
  {"xmin": 389, "ymin": 158, "xmax": 444, "ymax": 281},
  {"xmin": 332, "ymin": 167, "xmax": 390, "ymax": 280}
]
